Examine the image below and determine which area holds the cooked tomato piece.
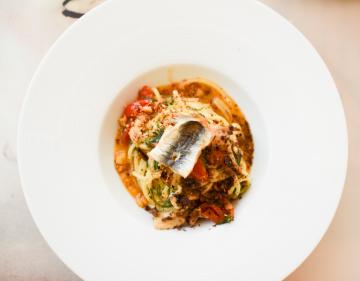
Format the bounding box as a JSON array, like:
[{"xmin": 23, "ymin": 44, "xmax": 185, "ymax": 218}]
[
  {"xmin": 190, "ymin": 159, "xmax": 208, "ymax": 181},
  {"xmin": 200, "ymin": 203, "xmax": 225, "ymax": 224},
  {"xmin": 120, "ymin": 126, "xmax": 130, "ymax": 144},
  {"xmin": 124, "ymin": 99, "xmax": 151, "ymax": 118},
  {"xmin": 138, "ymin": 85, "xmax": 154, "ymax": 99}
]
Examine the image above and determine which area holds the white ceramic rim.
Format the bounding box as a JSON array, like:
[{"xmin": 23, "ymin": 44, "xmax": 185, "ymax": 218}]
[{"xmin": 18, "ymin": 1, "xmax": 348, "ymax": 281}]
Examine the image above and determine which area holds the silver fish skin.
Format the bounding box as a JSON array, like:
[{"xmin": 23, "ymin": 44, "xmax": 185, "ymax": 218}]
[{"xmin": 148, "ymin": 115, "xmax": 213, "ymax": 178}]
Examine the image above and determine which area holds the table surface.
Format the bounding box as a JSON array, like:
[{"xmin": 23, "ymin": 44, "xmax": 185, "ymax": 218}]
[{"xmin": 1, "ymin": 0, "xmax": 359, "ymax": 280}]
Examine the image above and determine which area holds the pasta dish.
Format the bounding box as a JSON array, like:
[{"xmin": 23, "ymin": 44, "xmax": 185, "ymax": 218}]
[{"xmin": 114, "ymin": 79, "xmax": 253, "ymax": 229}]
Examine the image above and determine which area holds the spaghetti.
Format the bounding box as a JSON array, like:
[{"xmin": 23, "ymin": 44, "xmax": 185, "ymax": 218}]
[{"xmin": 114, "ymin": 79, "xmax": 253, "ymax": 229}]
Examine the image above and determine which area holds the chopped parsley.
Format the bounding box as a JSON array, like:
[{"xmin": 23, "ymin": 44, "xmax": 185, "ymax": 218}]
[
  {"xmin": 154, "ymin": 161, "xmax": 159, "ymax": 170},
  {"xmin": 239, "ymin": 180, "xmax": 251, "ymax": 196},
  {"xmin": 234, "ymin": 151, "xmax": 242, "ymax": 165},
  {"xmin": 159, "ymin": 199, "xmax": 173, "ymax": 208},
  {"xmin": 220, "ymin": 215, "xmax": 233, "ymax": 224},
  {"xmin": 151, "ymin": 180, "xmax": 173, "ymax": 210},
  {"xmin": 164, "ymin": 97, "xmax": 175, "ymax": 106},
  {"xmin": 145, "ymin": 127, "xmax": 164, "ymax": 146}
]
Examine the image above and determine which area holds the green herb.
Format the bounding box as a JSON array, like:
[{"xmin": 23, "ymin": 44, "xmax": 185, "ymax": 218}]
[
  {"xmin": 220, "ymin": 215, "xmax": 233, "ymax": 224},
  {"xmin": 164, "ymin": 97, "xmax": 175, "ymax": 106},
  {"xmin": 159, "ymin": 199, "xmax": 172, "ymax": 208},
  {"xmin": 154, "ymin": 161, "xmax": 159, "ymax": 170},
  {"xmin": 234, "ymin": 152, "xmax": 242, "ymax": 165},
  {"xmin": 151, "ymin": 180, "xmax": 173, "ymax": 210},
  {"xmin": 239, "ymin": 180, "xmax": 251, "ymax": 196},
  {"xmin": 145, "ymin": 128, "xmax": 164, "ymax": 145},
  {"xmin": 232, "ymin": 147, "xmax": 242, "ymax": 165},
  {"xmin": 152, "ymin": 181, "xmax": 163, "ymax": 197},
  {"xmin": 151, "ymin": 180, "xmax": 168, "ymax": 201}
]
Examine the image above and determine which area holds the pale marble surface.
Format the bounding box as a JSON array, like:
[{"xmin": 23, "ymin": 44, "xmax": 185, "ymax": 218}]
[{"xmin": 0, "ymin": 0, "xmax": 359, "ymax": 280}]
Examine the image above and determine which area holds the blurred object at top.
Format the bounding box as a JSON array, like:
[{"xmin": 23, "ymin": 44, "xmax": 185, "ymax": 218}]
[{"xmin": 62, "ymin": 0, "xmax": 106, "ymax": 18}]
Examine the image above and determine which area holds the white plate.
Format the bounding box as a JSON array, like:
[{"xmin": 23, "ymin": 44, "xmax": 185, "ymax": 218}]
[{"xmin": 18, "ymin": 0, "xmax": 347, "ymax": 280}]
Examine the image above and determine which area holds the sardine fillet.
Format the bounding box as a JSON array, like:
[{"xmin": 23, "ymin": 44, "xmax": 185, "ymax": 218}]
[{"xmin": 148, "ymin": 117, "xmax": 213, "ymax": 177}]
